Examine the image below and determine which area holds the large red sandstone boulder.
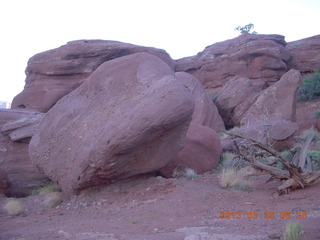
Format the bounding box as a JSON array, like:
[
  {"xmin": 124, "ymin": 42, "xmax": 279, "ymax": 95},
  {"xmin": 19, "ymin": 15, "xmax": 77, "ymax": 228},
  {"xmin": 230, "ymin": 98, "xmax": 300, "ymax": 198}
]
[
  {"xmin": 29, "ymin": 53, "xmax": 194, "ymax": 196},
  {"xmin": 0, "ymin": 110, "xmax": 48, "ymax": 197},
  {"xmin": 175, "ymin": 72, "xmax": 224, "ymax": 132},
  {"xmin": 175, "ymin": 34, "xmax": 291, "ymax": 91},
  {"xmin": 215, "ymin": 76, "xmax": 264, "ymax": 128},
  {"xmin": 160, "ymin": 124, "xmax": 222, "ymax": 177},
  {"xmin": 241, "ymin": 69, "xmax": 302, "ymax": 125},
  {"xmin": 287, "ymin": 35, "xmax": 320, "ymax": 72},
  {"xmin": 12, "ymin": 40, "xmax": 174, "ymax": 112}
]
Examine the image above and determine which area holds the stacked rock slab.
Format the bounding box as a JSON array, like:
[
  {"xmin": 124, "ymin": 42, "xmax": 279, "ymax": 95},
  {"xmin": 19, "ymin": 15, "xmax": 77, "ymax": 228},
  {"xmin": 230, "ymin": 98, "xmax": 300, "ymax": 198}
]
[
  {"xmin": 287, "ymin": 34, "xmax": 320, "ymax": 72},
  {"xmin": 29, "ymin": 53, "xmax": 195, "ymax": 196},
  {"xmin": 175, "ymin": 33, "xmax": 291, "ymax": 92},
  {"xmin": 12, "ymin": 40, "xmax": 174, "ymax": 112}
]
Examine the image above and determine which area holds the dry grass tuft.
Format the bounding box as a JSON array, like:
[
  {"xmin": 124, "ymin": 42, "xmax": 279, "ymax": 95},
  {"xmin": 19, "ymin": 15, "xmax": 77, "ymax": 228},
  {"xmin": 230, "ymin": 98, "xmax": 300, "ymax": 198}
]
[
  {"xmin": 219, "ymin": 167, "xmax": 253, "ymax": 191},
  {"xmin": 283, "ymin": 222, "xmax": 303, "ymax": 240},
  {"xmin": 4, "ymin": 199, "xmax": 23, "ymax": 216},
  {"xmin": 300, "ymin": 128, "xmax": 320, "ymax": 141},
  {"xmin": 184, "ymin": 168, "xmax": 199, "ymax": 179},
  {"xmin": 43, "ymin": 192, "xmax": 63, "ymax": 208},
  {"xmin": 172, "ymin": 167, "xmax": 199, "ymax": 179}
]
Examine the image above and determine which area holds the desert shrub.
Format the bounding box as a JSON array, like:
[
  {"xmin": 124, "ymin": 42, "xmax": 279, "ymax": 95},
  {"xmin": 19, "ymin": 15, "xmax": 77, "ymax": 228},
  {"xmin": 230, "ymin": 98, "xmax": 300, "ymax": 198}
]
[
  {"xmin": 32, "ymin": 181, "xmax": 61, "ymax": 195},
  {"xmin": 272, "ymin": 151, "xmax": 294, "ymax": 170},
  {"xmin": 280, "ymin": 150, "xmax": 294, "ymax": 161},
  {"xmin": 300, "ymin": 128, "xmax": 320, "ymax": 142},
  {"xmin": 219, "ymin": 167, "xmax": 253, "ymax": 191},
  {"xmin": 4, "ymin": 199, "xmax": 23, "ymax": 216},
  {"xmin": 314, "ymin": 110, "xmax": 320, "ymax": 119},
  {"xmin": 297, "ymin": 70, "xmax": 320, "ymax": 101},
  {"xmin": 219, "ymin": 151, "xmax": 246, "ymax": 169},
  {"xmin": 283, "ymin": 222, "xmax": 303, "ymax": 240},
  {"xmin": 308, "ymin": 150, "xmax": 320, "ymax": 171},
  {"xmin": 234, "ymin": 23, "xmax": 257, "ymax": 34},
  {"xmin": 43, "ymin": 192, "xmax": 63, "ymax": 208}
]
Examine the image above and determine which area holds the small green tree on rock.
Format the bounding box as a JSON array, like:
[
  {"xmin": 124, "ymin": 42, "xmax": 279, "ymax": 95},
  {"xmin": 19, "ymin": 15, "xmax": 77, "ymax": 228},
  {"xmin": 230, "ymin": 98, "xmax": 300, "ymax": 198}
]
[
  {"xmin": 297, "ymin": 70, "xmax": 320, "ymax": 101},
  {"xmin": 234, "ymin": 23, "xmax": 257, "ymax": 34}
]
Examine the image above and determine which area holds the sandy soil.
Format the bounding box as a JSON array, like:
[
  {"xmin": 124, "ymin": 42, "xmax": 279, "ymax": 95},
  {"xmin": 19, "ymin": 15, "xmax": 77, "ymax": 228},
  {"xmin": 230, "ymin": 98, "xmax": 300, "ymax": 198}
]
[{"xmin": 1, "ymin": 171, "xmax": 320, "ymax": 240}]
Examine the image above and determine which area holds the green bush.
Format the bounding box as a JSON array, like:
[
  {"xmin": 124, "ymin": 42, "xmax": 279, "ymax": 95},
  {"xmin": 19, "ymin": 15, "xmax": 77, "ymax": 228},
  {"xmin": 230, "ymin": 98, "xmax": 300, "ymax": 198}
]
[
  {"xmin": 314, "ymin": 110, "xmax": 320, "ymax": 119},
  {"xmin": 297, "ymin": 70, "xmax": 320, "ymax": 101},
  {"xmin": 308, "ymin": 150, "xmax": 320, "ymax": 171},
  {"xmin": 281, "ymin": 150, "xmax": 293, "ymax": 161},
  {"xmin": 234, "ymin": 23, "xmax": 257, "ymax": 34}
]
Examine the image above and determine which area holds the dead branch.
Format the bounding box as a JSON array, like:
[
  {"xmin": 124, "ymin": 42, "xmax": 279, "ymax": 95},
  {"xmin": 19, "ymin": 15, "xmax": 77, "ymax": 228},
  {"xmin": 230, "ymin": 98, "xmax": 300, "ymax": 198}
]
[{"xmin": 225, "ymin": 128, "xmax": 320, "ymax": 195}]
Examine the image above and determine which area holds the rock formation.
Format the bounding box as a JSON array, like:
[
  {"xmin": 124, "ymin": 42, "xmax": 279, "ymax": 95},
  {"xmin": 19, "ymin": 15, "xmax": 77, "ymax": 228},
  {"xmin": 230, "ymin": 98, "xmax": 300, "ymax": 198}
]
[
  {"xmin": 12, "ymin": 40, "xmax": 174, "ymax": 112},
  {"xmin": 175, "ymin": 34, "xmax": 291, "ymax": 93},
  {"xmin": 2, "ymin": 33, "xmax": 319, "ymax": 197}
]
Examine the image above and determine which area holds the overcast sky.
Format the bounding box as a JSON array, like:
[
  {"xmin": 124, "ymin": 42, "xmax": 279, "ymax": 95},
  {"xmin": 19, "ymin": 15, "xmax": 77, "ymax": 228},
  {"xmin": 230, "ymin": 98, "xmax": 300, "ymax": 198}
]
[{"xmin": 0, "ymin": 0, "xmax": 319, "ymax": 103}]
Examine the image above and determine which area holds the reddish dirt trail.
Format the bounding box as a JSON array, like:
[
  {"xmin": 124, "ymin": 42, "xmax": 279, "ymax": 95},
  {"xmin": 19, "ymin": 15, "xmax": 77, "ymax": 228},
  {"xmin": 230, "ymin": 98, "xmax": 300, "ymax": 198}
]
[{"xmin": 1, "ymin": 172, "xmax": 320, "ymax": 240}]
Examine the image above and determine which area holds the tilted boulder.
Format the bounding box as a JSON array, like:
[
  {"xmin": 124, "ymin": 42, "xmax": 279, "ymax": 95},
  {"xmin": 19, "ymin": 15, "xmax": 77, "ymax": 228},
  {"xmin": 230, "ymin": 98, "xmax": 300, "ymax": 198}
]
[
  {"xmin": 175, "ymin": 72, "xmax": 225, "ymax": 132},
  {"xmin": 287, "ymin": 34, "xmax": 320, "ymax": 72},
  {"xmin": 29, "ymin": 53, "xmax": 194, "ymax": 196},
  {"xmin": 175, "ymin": 34, "xmax": 291, "ymax": 91},
  {"xmin": 0, "ymin": 110, "xmax": 48, "ymax": 197},
  {"xmin": 12, "ymin": 40, "xmax": 174, "ymax": 112}
]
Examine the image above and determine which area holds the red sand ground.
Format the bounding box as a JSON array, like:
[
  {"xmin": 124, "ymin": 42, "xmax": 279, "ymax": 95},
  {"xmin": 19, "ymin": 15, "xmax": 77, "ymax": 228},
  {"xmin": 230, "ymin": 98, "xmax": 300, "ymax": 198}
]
[{"xmin": 1, "ymin": 172, "xmax": 320, "ymax": 240}]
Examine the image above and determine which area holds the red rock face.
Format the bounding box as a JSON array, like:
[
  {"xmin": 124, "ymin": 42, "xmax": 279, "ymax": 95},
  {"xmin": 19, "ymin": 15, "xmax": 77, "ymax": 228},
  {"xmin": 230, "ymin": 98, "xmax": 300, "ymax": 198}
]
[
  {"xmin": 29, "ymin": 53, "xmax": 194, "ymax": 196},
  {"xmin": 0, "ymin": 169, "xmax": 11, "ymax": 196},
  {"xmin": 175, "ymin": 34, "xmax": 291, "ymax": 91},
  {"xmin": 12, "ymin": 40, "xmax": 174, "ymax": 112},
  {"xmin": 0, "ymin": 110, "xmax": 48, "ymax": 197},
  {"xmin": 287, "ymin": 35, "xmax": 320, "ymax": 72}
]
